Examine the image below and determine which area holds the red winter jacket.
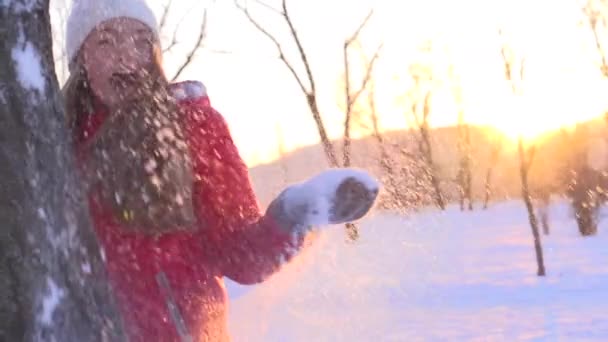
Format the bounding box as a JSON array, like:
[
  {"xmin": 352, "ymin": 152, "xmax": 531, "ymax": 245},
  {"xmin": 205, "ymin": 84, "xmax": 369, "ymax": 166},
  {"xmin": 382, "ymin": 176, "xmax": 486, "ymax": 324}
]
[{"xmin": 74, "ymin": 81, "xmax": 305, "ymax": 342}]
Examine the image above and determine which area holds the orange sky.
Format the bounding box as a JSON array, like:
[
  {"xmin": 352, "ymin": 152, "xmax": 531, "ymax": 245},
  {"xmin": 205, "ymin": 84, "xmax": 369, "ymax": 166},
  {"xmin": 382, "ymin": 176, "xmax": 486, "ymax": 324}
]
[{"xmin": 51, "ymin": 0, "xmax": 608, "ymax": 166}]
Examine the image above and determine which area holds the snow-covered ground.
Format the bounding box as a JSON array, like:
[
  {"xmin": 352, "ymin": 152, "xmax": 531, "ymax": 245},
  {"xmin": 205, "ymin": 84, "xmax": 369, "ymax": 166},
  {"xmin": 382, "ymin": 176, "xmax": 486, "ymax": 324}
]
[{"xmin": 226, "ymin": 199, "xmax": 608, "ymax": 341}]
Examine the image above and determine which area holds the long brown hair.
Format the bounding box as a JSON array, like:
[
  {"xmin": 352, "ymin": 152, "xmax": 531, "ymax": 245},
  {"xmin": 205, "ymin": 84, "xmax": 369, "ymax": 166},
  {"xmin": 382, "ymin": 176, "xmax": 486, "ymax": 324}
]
[{"xmin": 63, "ymin": 43, "xmax": 199, "ymax": 234}]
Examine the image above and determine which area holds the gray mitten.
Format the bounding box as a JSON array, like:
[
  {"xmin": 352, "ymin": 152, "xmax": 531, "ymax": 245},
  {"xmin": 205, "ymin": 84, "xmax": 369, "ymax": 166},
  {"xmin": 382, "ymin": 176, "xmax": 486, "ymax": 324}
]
[{"xmin": 267, "ymin": 168, "xmax": 380, "ymax": 233}]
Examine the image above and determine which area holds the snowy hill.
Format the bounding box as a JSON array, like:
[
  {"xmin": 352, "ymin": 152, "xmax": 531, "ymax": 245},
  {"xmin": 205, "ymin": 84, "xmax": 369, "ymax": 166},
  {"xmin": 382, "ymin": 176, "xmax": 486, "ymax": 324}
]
[
  {"xmin": 226, "ymin": 200, "xmax": 608, "ymax": 341},
  {"xmin": 246, "ymin": 118, "xmax": 608, "ymax": 209}
]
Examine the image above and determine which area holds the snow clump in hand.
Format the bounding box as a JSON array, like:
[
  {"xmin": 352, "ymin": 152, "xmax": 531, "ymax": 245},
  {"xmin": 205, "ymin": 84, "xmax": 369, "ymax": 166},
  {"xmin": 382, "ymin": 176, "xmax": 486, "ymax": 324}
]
[{"xmin": 280, "ymin": 168, "xmax": 380, "ymax": 228}]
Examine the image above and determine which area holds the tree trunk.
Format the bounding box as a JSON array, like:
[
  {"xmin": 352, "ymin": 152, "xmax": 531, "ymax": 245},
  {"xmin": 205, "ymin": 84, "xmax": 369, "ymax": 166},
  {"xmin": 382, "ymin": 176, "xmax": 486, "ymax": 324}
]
[
  {"xmin": 483, "ymin": 143, "xmax": 501, "ymax": 210},
  {"xmin": 342, "ymin": 116, "xmax": 352, "ymax": 167},
  {"xmin": 464, "ymin": 126, "xmax": 473, "ymax": 211},
  {"xmin": 342, "ymin": 43, "xmax": 353, "ymax": 168},
  {"xmin": 574, "ymin": 204, "xmax": 598, "ymax": 236},
  {"xmin": 372, "ymin": 121, "xmax": 406, "ymax": 209},
  {"xmin": 571, "ymin": 169, "xmax": 600, "ymax": 237},
  {"xmin": 538, "ymin": 205, "xmax": 550, "ymax": 235},
  {"xmin": 307, "ymin": 94, "xmax": 338, "ymax": 167},
  {"xmin": 306, "ymin": 96, "xmax": 360, "ymax": 240},
  {"xmin": 536, "ymin": 189, "xmax": 551, "ymax": 235},
  {"xmin": 0, "ymin": 2, "xmax": 124, "ymax": 341},
  {"xmin": 457, "ymin": 121, "xmax": 473, "ymax": 211},
  {"xmin": 518, "ymin": 139, "xmax": 546, "ymax": 276},
  {"xmin": 420, "ymin": 126, "xmax": 445, "ymax": 210},
  {"xmin": 457, "ymin": 164, "xmax": 473, "ymax": 211},
  {"xmin": 483, "ymin": 166, "xmax": 494, "ymax": 210}
]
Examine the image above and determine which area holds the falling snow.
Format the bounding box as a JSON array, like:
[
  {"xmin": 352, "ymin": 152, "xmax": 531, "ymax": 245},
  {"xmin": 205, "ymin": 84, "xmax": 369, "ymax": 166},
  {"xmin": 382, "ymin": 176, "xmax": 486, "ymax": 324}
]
[
  {"xmin": 40, "ymin": 278, "xmax": 65, "ymax": 326},
  {"xmin": 37, "ymin": 207, "xmax": 47, "ymax": 220},
  {"xmin": 11, "ymin": 30, "xmax": 45, "ymax": 93},
  {"xmin": 9, "ymin": 0, "xmax": 38, "ymax": 13},
  {"xmin": 229, "ymin": 200, "xmax": 608, "ymax": 340},
  {"xmin": 0, "ymin": 84, "xmax": 6, "ymax": 104},
  {"xmin": 281, "ymin": 168, "xmax": 379, "ymax": 226}
]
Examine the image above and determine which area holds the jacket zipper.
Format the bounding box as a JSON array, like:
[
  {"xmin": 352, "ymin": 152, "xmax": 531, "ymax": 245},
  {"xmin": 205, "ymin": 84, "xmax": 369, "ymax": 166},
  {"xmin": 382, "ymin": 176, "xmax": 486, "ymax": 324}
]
[{"xmin": 156, "ymin": 271, "xmax": 193, "ymax": 342}]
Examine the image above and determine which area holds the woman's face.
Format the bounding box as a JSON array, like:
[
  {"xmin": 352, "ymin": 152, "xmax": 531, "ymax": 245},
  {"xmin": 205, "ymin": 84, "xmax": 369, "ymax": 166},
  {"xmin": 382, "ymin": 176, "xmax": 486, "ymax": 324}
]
[{"xmin": 81, "ymin": 17, "xmax": 157, "ymax": 109}]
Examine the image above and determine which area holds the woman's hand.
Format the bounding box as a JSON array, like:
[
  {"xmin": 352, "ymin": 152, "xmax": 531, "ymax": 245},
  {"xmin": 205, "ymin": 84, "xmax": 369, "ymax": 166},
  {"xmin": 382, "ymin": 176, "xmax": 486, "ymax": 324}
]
[{"xmin": 267, "ymin": 168, "xmax": 380, "ymax": 233}]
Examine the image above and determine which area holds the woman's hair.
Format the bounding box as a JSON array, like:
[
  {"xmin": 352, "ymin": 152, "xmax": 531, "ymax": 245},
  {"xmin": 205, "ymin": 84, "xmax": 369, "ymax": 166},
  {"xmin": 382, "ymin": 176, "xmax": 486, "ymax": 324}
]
[
  {"xmin": 64, "ymin": 42, "xmax": 198, "ymax": 234},
  {"xmin": 62, "ymin": 43, "xmax": 166, "ymax": 132}
]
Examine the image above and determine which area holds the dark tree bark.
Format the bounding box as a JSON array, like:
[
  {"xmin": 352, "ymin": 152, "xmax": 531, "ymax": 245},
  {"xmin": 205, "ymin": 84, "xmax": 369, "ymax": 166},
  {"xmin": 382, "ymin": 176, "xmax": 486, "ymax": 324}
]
[
  {"xmin": 0, "ymin": 2, "xmax": 124, "ymax": 341},
  {"xmin": 518, "ymin": 139, "xmax": 546, "ymax": 276}
]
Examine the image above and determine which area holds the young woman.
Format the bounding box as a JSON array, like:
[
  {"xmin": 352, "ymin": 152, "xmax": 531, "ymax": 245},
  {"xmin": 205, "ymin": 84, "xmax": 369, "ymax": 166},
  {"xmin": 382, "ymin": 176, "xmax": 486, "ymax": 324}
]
[{"xmin": 63, "ymin": 1, "xmax": 379, "ymax": 341}]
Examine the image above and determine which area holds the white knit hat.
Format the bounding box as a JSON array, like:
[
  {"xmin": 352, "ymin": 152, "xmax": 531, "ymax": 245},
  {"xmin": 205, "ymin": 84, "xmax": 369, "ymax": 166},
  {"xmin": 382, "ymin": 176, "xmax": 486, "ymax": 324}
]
[{"xmin": 66, "ymin": 0, "xmax": 159, "ymax": 68}]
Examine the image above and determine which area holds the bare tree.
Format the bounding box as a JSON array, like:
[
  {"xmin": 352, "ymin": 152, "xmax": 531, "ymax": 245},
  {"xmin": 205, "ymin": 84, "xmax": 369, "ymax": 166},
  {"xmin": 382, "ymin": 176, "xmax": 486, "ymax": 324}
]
[
  {"xmin": 361, "ymin": 78, "xmax": 405, "ymax": 210},
  {"xmin": 156, "ymin": 0, "xmax": 213, "ymax": 82},
  {"xmin": 415, "ymin": 92, "xmax": 445, "ymax": 210},
  {"xmin": 498, "ymin": 28, "xmax": 546, "ymax": 276},
  {"xmin": 578, "ymin": 0, "xmax": 608, "ymax": 236},
  {"xmin": 532, "ymin": 185, "xmax": 551, "ymax": 235},
  {"xmin": 235, "ymin": 0, "xmax": 375, "ymax": 240},
  {"xmin": 1, "ymin": 1, "xmax": 124, "ymax": 340},
  {"xmin": 449, "ymin": 67, "xmax": 474, "ymax": 211},
  {"xmin": 565, "ymin": 125, "xmax": 605, "ymax": 236},
  {"xmin": 341, "ymin": 10, "xmax": 382, "ymax": 167},
  {"xmin": 583, "ymin": 0, "xmax": 608, "ymax": 78},
  {"xmin": 482, "ymin": 136, "xmax": 503, "ymax": 209},
  {"xmin": 405, "ymin": 56, "xmax": 446, "ymax": 210},
  {"xmin": 518, "ymin": 140, "xmax": 546, "ymax": 276},
  {"xmin": 345, "ymin": 46, "xmax": 429, "ymax": 211},
  {"xmin": 235, "ymin": 0, "xmax": 339, "ymax": 166}
]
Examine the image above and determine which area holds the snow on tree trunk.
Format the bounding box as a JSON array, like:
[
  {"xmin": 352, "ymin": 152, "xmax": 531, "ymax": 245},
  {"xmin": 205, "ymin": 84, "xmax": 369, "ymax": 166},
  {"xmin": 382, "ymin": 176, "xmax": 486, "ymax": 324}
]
[{"xmin": 0, "ymin": 1, "xmax": 124, "ymax": 341}]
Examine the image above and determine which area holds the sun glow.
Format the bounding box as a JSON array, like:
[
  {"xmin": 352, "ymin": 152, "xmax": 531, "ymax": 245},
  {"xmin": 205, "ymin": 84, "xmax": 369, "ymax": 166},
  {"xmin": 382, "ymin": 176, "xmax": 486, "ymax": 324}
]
[{"xmin": 486, "ymin": 83, "xmax": 608, "ymax": 143}]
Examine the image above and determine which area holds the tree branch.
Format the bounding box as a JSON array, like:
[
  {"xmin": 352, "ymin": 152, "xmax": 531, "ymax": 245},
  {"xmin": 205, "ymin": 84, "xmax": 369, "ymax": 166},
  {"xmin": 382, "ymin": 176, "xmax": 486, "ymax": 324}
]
[
  {"xmin": 159, "ymin": 0, "xmax": 172, "ymax": 33},
  {"xmin": 351, "ymin": 43, "xmax": 382, "ymax": 107},
  {"xmin": 282, "ymin": 0, "xmax": 317, "ymax": 96},
  {"xmin": 345, "ymin": 10, "xmax": 374, "ymax": 46},
  {"xmin": 410, "ymin": 101, "xmax": 422, "ymax": 129},
  {"xmin": 585, "ymin": 5, "xmax": 608, "ymax": 77},
  {"xmin": 423, "ymin": 91, "xmax": 432, "ymax": 122},
  {"xmin": 526, "ymin": 144, "xmax": 536, "ymax": 170},
  {"xmin": 235, "ymin": 0, "xmax": 338, "ymax": 169},
  {"xmin": 343, "ymin": 11, "xmax": 376, "ymax": 118},
  {"xmin": 235, "ymin": 0, "xmax": 310, "ymax": 96},
  {"xmin": 171, "ymin": 8, "xmax": 208, "ymax": 81},
  {"xmin": 162, "ymin": 8, "xmax": 191, "ymax": 54},
  {"xmin": 251, "ymin": 0, "xmax": 284, "ymax": 16}
]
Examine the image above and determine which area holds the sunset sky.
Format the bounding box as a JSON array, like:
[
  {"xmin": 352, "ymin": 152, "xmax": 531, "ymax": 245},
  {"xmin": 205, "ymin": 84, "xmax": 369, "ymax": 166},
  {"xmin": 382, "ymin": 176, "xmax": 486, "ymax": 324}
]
[{"xmin": 51, "ymin": 0, "xmax": 608, "ymax": 166}]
